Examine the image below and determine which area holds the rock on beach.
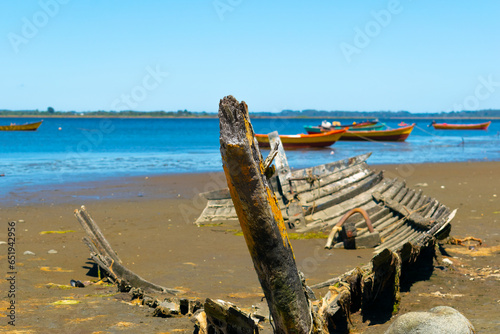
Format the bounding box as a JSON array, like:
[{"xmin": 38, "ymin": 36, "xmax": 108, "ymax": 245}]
[{"xmin": 385, "ymin": 306, "xmax": 475, "ymax": 334}]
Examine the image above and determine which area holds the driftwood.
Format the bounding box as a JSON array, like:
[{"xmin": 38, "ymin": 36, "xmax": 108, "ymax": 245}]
[
  {"xmin": 318, "ymin": 287, "xmax": 351, "ymax": 334},
  {"xmin": 193, "ymin": 299, "xmax": 260, "ymax": 334},
  {"xmin": 75, "ymin": 206, "xmax": 181, "ymax": 295},
  {"xmin": 219, "ymin": 96, "xmax": 313, "ymax": 333}
]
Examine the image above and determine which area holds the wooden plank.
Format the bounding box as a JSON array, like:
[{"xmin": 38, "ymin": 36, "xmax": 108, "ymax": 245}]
[
  {"xmin": 377, "ymin": 225, "xmax": 418, "ymax": 251},
  {"xmin": 290, "ymin": 152, "xmax": 372, "ymax": 181},
  {"xmin": 293, "ymin": 163, "xmax": 370, "ymax": 197},
  {"xmin": 75, "ymin": 206, "xmax": 121, "ymax": 264},
  {"xmin": 300, "ymin": 169, "xmax": 373, "ymax": 203},
  {"xmin": 378, "ymin": 217, "xmax": 406, "ymax": 239},
  {"xmin": 422, "ymin": 198, "xmax": 439, "ymax": 217},
  {"xmin": 355, "ymin": 207, "xmax": 393, "ymax": 237},
  {"xmin": 75, "ymin": 206, "xmax": 181, "ymax": 295},
  {"xmin": 412, "ymin": 193, "xmax": 428, "ymax": 211},
  {"xmin": 202, "ymin": 298, "xmax": 259, "ymax": 334},
  {"xmin": 298, "ymin": 177, "xmax": 396, "ymax": 232},
  {"xmin": 218, "ymin": 95, "xmax": 312, "ymax": 333},
  {"xmin": 305, "ymin": 171, "xmax": 384, "ymax": 215},
  {"xmin": 399, "ymin": 188, "xmax": 416, "ymax": 206},
  {"xmin": 387, "ymin": 229, "xmax": 423, "ymax": 252},
  {"xmin": 268, "ymin": 132, "xmax": 306, "ymax": 227},
  {"xmin": 372, "ymin": 192, "xmax": 438, "ymax": 230},
  {"xmin": 406, "ymin": 189, "xmax": 423, "ymax": 209},
  {"xmin": 385, "ymin": 180, "xmax": 406, "ymax": 200},
  {"xmin": 392, "ymin": 187, "xmax": 408, "ymax": 203}
]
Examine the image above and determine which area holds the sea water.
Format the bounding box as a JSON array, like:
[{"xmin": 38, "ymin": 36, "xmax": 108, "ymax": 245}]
[{"xmin": 1, "ymin": 117, "xmax": 499, "ymax": 197}]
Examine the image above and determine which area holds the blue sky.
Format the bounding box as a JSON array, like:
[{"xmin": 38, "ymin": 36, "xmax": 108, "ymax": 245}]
[{"xmin": 1, "ymin": 1, "xmax": 499, "ymax": 113}]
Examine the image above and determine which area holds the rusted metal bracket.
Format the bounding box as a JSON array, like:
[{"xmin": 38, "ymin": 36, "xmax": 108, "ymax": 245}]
[{"xmin": 325, "ymin": 208, "xmax": 380, "ymax": 249}]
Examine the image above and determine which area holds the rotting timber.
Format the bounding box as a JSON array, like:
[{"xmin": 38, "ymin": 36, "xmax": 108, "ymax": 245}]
[
  {"xmin": 219, "ymin": 96, "xmax": 313, "ymax": 333},
  {"xmin": 193, "ymin": 95, "xmax": 456, "ymax": 333}
]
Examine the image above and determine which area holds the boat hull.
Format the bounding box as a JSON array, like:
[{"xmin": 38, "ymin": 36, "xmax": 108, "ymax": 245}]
[
  {"xmin": 432, "ymin": 121, "xmax": 491, "ymax": 130},
  {"xmin": 256, "ymin": 129, "xmax": 346, "ymax": 148},
  {"xmin": 304, "ymin": 121, "xmax": 382, "ymax": 134},
  {"xmin": 0, "ymin": 121, "xmax": 43, "ymax": 131},
  {"xmin": 338, "ymin": 124, "xmax": 415, "ymax": 142}
]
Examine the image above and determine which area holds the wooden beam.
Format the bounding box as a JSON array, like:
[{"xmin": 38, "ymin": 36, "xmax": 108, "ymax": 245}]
[
  {"xmin": 218, "ymin": 95, "xmax": 312, "ymax": 334},
  {"xmin": 75, "ymin": 206, "xmax": 181, "ymax": 295},
  {"xmin": 268, "ymin": 131, "xmax": 306, "ymax": 228}
]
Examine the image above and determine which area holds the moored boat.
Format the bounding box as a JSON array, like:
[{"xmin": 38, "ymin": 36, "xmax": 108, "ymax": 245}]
[
  {"xmin": 430, "ymin": 121, "xmax": 491, "ymax": 130},
  {"xmin": 304, "ymin": 121, "xmax": 383, "ymax": 134},
  {"xmin": 338, "ymin": 123, "xmax": 415, "ymax": 142},
  {"xmin": 256, "ymin": 128, "xmax": 346, "ymax": 148},
  {"xmin": 0, "ymin": 120, "xmax": 43, "ymax": 131}
]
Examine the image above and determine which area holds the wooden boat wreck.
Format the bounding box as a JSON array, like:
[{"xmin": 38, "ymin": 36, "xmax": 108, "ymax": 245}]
[
  {"xmin": 194, "ymin": 95, "xmax": 458, "ymax": 332},
  {"xmin": 430, "ymin": 120, "xmax": 491, "ymax": 130},
  {"xmin": 196, "ymin": 149, "xmax": 454, "ymax": 254},
  {"xmin": 0, "ymin": 120, "xmax": 43, "ymax": 131}
]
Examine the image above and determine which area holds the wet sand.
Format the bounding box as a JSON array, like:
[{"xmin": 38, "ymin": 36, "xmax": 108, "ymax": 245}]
[{"xmin": 0, "ymin": 161, "xmax": 499, "ymax": 333}]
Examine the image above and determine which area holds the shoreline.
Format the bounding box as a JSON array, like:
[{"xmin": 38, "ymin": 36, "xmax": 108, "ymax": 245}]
[
  {"xmin": 1, "ymin": 115, "xmax": 499, "ymax": 120},
  {"xmin": 3, "ymin": 160, "xmax": 500, "ymax": 208}
]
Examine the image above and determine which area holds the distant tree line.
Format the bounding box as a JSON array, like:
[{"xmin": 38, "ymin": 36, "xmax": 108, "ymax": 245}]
[
  {"xmin": 0, "ymin": 108, "xmax": 499, "ymax": 118},
  {"xmin": 252, "ymin": 109, "xmax": 500, "ymax": 118},
  {"xmin": 0, "ymin": 109, "xmax": 214, "ymax": 117}
]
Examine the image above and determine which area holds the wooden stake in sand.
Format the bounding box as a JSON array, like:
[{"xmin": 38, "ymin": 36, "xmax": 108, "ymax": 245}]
[{"xmin": 218, "ymin": 96, "xmax": 312, "ymax": 334}]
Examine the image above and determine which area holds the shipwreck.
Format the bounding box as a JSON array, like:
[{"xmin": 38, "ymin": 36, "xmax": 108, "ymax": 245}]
[
  {"xmin": 196, "ymin": 145, "xmax": 455, "ymax": 255},
  {"xmin": 75, "ymin": 95, "xmax": 457, "ymax": 333}
]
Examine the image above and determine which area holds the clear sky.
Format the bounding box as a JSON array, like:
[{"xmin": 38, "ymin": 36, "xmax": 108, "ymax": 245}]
[{"xmin": 1, "ymin": 1, "xmax": 499, "ymax": 113}]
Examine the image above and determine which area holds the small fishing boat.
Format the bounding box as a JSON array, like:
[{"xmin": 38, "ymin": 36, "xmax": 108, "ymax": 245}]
[
  {"xmin": 0, "ymin": 120, "xmax": 43, "ymax": 131},
  {"xmin": 304, "ymin": 120, "xmax": 379, "ymax": 134},
  {"xmin": 430, "ymin": 121, "xmax": 491, "ymax": 130},
  {"xmin": 304, "ymin": 123, "xmax": 386, "ymax": 134},
  {"xmin": 255, "ymin": 129, "xmax": 346, "ymax": 148},
  {"xmin": 305, "ymin": 122, "xmax": 385, "ymax": 134},
  {"xmin": 338, "ymin": 123, "xmax": 415, "ymax": 142}
]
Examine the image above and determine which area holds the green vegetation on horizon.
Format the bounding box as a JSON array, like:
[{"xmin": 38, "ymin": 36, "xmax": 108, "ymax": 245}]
[{"xmin": 1, "ymin": 108, "xmax": 499, "ymax": 119}]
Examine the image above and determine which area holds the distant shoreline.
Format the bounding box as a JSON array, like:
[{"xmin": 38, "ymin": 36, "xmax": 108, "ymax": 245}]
[{"xmin": 1, "ymin": 115, "xmax": 499, "ymax": 120}]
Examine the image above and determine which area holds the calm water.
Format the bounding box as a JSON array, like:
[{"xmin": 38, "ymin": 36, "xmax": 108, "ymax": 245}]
[{"xmin": 1, "ymin": 117, "xmax": 499, "ymax": 196}]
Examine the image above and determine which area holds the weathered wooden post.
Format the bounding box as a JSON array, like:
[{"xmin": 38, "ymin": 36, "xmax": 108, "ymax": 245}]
[{"xmin": 219, "ymin": 96, "xmax": 312, "ymax": 334}]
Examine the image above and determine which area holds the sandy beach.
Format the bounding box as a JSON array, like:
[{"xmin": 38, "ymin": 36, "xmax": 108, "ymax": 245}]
[{"xmin": 1, "ymin": 161, "xmax": 499, "ymax": 333}]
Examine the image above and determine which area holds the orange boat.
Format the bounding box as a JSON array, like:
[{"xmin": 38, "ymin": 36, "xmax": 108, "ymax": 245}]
[
  {"xmin": 0, "ymin": 120, "xmax": 43, "ymax": 131},
  {"xmin": 431, "ymin": 121, "xmax": 491, "ymax": 130},
  {"xmin": 256, "ymin": 129, "xmax": 346, "ymax": 148},
  {"xmin": 338, "ymin": 124, "xmax": 415, "ymax": 142}
]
